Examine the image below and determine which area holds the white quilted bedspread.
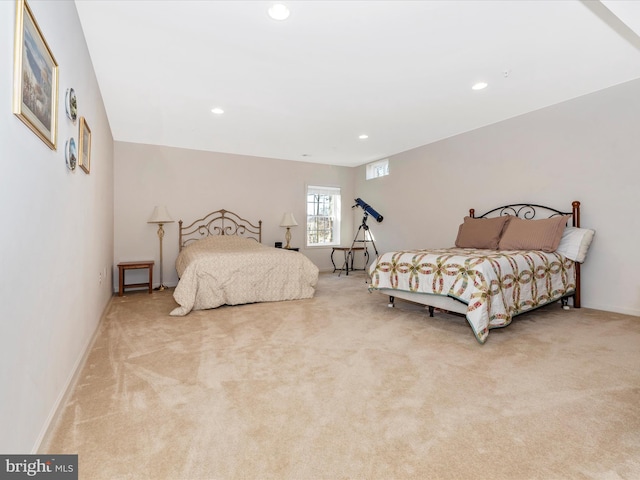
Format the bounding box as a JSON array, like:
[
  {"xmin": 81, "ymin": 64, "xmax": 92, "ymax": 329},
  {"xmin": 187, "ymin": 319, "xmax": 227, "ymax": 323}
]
[
  {"xmin": 170, "ymin": 235, "xmax": 319, "ymax": 316},
  {"xmin": 369, "ymin": 248, "xmax": 576, "ymax": 343}
]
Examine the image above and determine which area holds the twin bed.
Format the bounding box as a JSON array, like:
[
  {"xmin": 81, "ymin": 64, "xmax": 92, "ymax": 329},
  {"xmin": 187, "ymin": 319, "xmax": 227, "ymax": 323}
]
[{"xmin": 169, "ymin": 202, "xmax": 594, "ymax": 344}]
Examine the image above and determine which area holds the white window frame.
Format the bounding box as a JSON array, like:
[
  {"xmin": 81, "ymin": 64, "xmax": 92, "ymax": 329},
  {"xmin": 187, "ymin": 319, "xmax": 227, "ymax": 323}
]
[
  {"xmin": 306, "ymin": 185, "xmax": 341, "ymax": 247},
  {"xmin": 366, "ymin": 158, "xmax": 389, "ymax": 180}
]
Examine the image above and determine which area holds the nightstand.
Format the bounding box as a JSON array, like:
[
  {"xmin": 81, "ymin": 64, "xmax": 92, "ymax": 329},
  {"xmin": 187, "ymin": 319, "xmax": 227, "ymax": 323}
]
[{"xmin": 117, "ymin": 261, "xmax": 154, "ymax": 296}]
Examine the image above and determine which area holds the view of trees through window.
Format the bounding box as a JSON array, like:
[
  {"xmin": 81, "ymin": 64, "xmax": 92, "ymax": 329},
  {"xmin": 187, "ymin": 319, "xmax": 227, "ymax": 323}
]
[{"xmin": 306, "ymin": 186, "xmax": 340, "ymax": 246}]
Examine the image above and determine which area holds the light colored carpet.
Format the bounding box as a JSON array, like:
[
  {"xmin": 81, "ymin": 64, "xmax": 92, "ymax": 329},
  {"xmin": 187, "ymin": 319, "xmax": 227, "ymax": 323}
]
[{"xmin": 41, "ymin": 272, "xmax": 640, "ymax": 480}]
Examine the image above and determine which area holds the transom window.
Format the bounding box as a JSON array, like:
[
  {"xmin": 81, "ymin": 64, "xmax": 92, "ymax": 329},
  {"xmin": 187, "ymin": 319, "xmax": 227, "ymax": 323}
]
[
  {"xmin": 366, "ymin": 158, "xmax": 389, "ymax": 180},
  {"xmin": 306, "ymin": 185, "xmax": 341, "ymax": 247}
]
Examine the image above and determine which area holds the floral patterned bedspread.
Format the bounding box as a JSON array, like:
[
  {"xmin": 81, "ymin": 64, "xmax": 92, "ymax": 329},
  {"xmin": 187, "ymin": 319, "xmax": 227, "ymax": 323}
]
[
  {"xmin": 171, "ymin": 235, "xmax": 319, "ymax": 316},
  {"xmin": 368, "ymin": 248, "xmax": 576, "ymax": 343}
]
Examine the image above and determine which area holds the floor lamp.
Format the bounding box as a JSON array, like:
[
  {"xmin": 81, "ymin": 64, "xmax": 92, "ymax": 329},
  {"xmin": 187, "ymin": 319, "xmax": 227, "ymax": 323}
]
[{"xmin": 148, "ymin": 206, "xmax": 174, "ymax": 290}]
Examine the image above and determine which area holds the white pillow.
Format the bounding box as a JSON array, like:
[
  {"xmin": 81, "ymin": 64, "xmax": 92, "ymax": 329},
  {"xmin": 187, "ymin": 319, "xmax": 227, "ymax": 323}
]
[{"xmin": 555, "ymin": 226, "xmax": 595, "ymax": 263}]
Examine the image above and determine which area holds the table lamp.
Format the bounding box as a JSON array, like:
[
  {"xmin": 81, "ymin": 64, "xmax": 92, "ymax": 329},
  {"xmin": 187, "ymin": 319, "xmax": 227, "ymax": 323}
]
[{"xmin": 280, "ymin": 212, "xmax": 298, "ymax": 249}]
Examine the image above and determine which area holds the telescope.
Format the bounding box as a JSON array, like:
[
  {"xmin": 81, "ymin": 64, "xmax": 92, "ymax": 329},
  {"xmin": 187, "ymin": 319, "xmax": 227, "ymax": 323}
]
[
  {"xmin": 353, "ymin": 198, "xmax": 383, "ymax": 223},
  {"xmin": 341, "ymin": 198, "xmax": 382, "ymax": 275}
]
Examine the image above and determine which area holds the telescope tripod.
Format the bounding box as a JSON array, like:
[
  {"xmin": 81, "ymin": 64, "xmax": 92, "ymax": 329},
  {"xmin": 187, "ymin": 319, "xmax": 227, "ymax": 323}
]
[{"xmin": 340, "ymin": 213, "xmax": 379, "ymax": 277}]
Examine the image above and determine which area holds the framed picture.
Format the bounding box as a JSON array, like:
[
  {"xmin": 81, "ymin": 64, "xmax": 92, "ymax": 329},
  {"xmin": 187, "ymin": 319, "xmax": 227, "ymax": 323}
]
[
  {"xmin": 12, "ymin": 0, "xmax": 59, "ymax": 150},
  {"xmin": 78, "ymin": 117, "xmax": 91, "ymax": 174}
]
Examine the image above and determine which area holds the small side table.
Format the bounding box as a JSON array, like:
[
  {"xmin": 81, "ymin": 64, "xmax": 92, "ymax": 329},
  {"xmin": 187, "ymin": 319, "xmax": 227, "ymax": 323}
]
[
  {"xmin": 117, "ymin": 261, "xmax": 154, "ymax": 297},
  {"xmin": 331, "ymin": 247, "xmax": 367, "ymax": 275}
]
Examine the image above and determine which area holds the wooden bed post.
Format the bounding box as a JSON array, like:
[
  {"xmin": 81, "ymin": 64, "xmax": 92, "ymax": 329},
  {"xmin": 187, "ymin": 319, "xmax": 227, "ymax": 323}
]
[
  {"xmin": 572, "ymin": 201, "xmax": 581, "ymax": 308},
  {"xmin": 572, "ymin": 201, "xmax": 581, "ymax": 228},
  {"xmin": 574, "ymin": 264, "xmax": 581, "ymax": 308}
]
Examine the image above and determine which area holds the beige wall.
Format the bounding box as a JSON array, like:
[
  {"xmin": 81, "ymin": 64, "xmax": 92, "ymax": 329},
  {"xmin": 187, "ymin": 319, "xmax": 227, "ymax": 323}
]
[
  {"xmin": 355, "ymin": 78, "xmax": 640, "ymax": 316},
  {"xmin": 0, "ymin": 1, "xmax": 114, "ymax": 452},
  {"xmin": 113, "ymin": 142, "xmax": 356, "ymax": 289},
  {"xmin": 115, "ymin": 79, "xmax": 640, "ymax": 317}
]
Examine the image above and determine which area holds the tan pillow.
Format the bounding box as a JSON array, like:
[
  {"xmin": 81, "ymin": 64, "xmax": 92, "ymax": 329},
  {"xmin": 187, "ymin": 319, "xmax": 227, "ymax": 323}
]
[
  {"xmin": 498, "ymin": 215, "xmax": 570, "ymax": 252},
  {"xmin": 455, "ymin": 216, "xmax": 511, "ymax": 249}
]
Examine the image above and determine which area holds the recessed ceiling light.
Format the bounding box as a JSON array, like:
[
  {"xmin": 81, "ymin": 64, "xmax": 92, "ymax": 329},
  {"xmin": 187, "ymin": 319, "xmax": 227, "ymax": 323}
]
[
  {"xmin": 268, "ymin": 4, "xmax": 290, "ymax": 20},
  {"xmin": 211, "ymin": 107, "xmax": 224, "ymax": 114},
  {"xmin": 472, "ymin": 82, "xmax": 488, "ymax": 91},
  {"xmin": 359, "ymin": 134, "xmax": 369, "ymax": 140}
]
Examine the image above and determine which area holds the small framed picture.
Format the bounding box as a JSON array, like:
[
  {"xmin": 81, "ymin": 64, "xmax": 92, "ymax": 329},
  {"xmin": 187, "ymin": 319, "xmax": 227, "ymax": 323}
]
[
  {"xmin": 13, "ymin": 0, "xmax": 59, "ymax": 149},
  {"xmin": 78, "ymin": 117, "xmax": 92, "ymax": 174}
]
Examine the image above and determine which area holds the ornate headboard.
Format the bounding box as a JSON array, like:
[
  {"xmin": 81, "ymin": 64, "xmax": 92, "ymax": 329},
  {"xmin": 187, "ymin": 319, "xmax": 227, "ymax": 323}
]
[
  {"xmin": 470, "ymin": 200, "xmax": 582, "ymax": 307},
  {"xmin": 471, "ymin": 201, "xmax": 580, "ymax": 228},
  {"xmin": 178, "ymin": 209, "xmax": 262, "ymax": 251}
]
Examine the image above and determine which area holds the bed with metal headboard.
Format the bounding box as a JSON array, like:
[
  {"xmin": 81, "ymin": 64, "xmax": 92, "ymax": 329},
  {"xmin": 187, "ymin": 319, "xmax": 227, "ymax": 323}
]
[
  {"xmin": 171, "ymin": 208, "xmax": 318, "ymax": 316},
  {"xmin": 368, "ymin": 201, "xmax": 594, "ymax": 344}
]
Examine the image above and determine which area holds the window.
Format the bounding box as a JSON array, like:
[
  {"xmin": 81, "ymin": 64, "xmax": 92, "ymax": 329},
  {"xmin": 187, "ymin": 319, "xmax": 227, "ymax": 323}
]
[
  {"xmin": 366, "ymin": 158, "xmax": 389, "ymax": 180},
  {"xmin": 306, "ymin": 186, "xmax": 341, "ymax": 246}
]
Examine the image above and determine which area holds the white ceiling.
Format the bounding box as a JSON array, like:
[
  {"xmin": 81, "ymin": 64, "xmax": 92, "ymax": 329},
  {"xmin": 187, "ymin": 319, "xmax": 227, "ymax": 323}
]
[{"xmin": 74, "ymin": 0, "xmax": 640, "ymax": 167}]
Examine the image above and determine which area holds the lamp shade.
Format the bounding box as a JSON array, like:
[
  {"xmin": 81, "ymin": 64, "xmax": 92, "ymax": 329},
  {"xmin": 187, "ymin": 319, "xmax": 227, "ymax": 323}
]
[
  {"xmin": 280, "ymin": 212, "xmax": 298, "ymax": 227},
  {"xmin": 148, "ymin": 205, "xmax": 174, "ymax": 224}
]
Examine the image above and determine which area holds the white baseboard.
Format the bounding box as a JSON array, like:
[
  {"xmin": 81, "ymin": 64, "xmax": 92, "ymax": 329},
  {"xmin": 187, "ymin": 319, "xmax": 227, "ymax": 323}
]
[
  {"xmin": 32, "ymin": 297, "xmax": 113, "ymax": 454},
  {"xmin": 582, "ymin": 302, "xmax": 640, "ymax": 317}
]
